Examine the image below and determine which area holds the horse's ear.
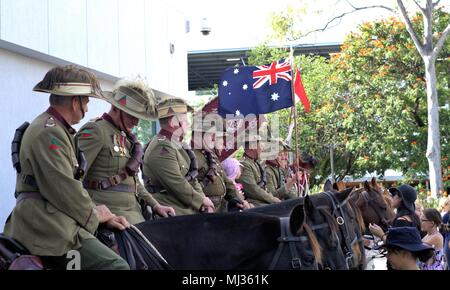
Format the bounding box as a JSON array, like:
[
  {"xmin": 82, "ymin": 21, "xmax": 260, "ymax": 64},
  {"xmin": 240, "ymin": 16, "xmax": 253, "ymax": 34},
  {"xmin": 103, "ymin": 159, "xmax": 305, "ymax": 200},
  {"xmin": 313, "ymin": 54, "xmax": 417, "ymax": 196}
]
[
  {"xmin": 304, "ymin": 195, "xmax": 315, "ymax": 217},
  {"xmin": 333, "ymin": 182, "xmax": 339, "ymax": 191},
  {"xmin": 289, "ymin": 204, "xmax": 305, "ymax": 235},
  {"xmin": 371, "ymin": 177, "xmax": 377, "ymax": 188},
  {"xmin": 364, "ymin": 180, "xmax": 371, "ymax": 191},
  {"xmin": 337, "ymin": 187, "xmax": 353, "ymax": 202},
  {"xmin": 324, "ymin": 179, "xmax": 333, "ymax": 191}
]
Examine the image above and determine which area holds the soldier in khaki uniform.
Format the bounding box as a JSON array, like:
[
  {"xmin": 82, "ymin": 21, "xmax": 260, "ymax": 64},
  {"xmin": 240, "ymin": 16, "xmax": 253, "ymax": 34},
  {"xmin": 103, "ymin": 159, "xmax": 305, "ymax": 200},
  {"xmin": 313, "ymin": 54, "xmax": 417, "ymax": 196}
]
[
  {"xmin": 264, "ymin": 139, "xmax": 299, "ymax": 200},
  {"xmin": 77, "ymin": 77, "xmax": 175, "ymax": 225},
  {"xmin": 236, "ymin": 136, "xmax": 282, "ymax": 207},
  {"xmin": 191, "ymin": 113, "xmax": 252, "ymax": 212},
  {"xmin": 4, "ymin": 65, "xmax": 129, "ymax": 270},
  {"xmin": 142, "ymin": 97, "xmax": 215, "ymax": 215}
]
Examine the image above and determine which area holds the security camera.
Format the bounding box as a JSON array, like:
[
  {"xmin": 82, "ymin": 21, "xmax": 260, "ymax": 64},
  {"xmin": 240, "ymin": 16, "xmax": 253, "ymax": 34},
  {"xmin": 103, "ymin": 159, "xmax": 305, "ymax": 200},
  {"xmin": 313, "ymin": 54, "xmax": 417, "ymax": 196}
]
[{"xmin": 200, "ymin": 18, "xmax": 211, "ymax": 36}]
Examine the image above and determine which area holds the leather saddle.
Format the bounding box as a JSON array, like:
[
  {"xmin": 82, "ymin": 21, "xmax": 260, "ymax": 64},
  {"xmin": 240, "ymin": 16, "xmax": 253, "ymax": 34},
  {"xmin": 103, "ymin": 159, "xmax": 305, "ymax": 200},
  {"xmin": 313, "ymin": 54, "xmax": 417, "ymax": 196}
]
[{"xmin": 0, "ymin": 233, "xmax": 43, "ymax": 270}]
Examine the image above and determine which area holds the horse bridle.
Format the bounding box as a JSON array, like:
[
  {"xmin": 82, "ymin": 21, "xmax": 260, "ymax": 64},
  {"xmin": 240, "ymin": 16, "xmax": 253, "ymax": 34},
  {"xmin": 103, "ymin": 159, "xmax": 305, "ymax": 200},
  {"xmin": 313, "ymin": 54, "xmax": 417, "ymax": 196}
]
[
  {"xmin": 269, "ymin": 217, "xmax": 318, "ymax": 270},
  {"xmin": 321, "ymin": 191, "xmax": 362, "ymax": 270},
  {"xmin": 357, "ymin": 189, "xmax": 390, "ymax": 231}
]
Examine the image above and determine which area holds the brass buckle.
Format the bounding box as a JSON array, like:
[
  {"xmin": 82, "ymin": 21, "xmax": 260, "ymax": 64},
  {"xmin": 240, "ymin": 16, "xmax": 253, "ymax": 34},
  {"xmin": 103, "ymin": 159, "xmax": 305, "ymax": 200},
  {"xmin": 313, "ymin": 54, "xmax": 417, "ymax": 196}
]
[{"xmin": 108, "ymin": 175, "xmax": 121, "ymax": 186}]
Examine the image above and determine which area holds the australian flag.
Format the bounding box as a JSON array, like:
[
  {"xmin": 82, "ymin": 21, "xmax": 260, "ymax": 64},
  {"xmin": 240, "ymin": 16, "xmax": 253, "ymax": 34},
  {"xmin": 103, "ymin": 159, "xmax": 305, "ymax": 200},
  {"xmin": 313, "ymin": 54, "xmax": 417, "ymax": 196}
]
[{"xmin": 218, "ymin": 59, "xmax": 294, "ymax": 117}]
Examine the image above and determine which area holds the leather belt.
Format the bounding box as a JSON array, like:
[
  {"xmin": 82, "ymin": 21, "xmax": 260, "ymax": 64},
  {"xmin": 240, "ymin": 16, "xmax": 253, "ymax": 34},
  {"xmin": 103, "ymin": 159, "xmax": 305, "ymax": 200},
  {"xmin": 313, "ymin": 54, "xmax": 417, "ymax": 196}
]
[
  {"xmin": 16, "ymin": 192, "xmax": 44, "ymax": 205},
  {"xmin": 83, "ymin": 173, "xmax": 130, "ymax": 191},
  {"xmin": 84, "ymin": 181, "xmax": 136, "ymax": 193}
]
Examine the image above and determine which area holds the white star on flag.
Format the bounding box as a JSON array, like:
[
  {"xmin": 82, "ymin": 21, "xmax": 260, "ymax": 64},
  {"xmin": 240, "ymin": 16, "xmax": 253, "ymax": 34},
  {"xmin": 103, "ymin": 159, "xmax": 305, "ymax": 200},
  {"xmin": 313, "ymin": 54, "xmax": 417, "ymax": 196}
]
[
  {"xmin": 223, "ymin": 80, "xmax": 228, "ymax": 87},
  {"xmin": 242, "ymin": 84, "xmax": 248, "ymax": 90},
  {"xmin": 234, "ymin": 68, "xmax": 239, "ymax": 74},
  {"xmin": 271, "ymin": 93, "xmax": 280, "ymax": 101},
  {"xmin": 235, "ymin": 110, "xmax": 241, "ymax": 116}
]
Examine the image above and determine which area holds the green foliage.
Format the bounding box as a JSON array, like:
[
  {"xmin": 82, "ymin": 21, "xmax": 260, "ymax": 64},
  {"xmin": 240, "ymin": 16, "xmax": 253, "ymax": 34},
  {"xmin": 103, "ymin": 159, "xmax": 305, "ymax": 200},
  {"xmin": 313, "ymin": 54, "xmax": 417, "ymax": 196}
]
[
  {"xmin": 246, "ymin": 43, "xmax": 289, "ymax": 66},
  {"xmin": 136, "ymin": 120, "xmax": 157, "ymax": 145},
  {"xmin": 247, "ymin": 9, "xmax": 450, "ymax": 186}
]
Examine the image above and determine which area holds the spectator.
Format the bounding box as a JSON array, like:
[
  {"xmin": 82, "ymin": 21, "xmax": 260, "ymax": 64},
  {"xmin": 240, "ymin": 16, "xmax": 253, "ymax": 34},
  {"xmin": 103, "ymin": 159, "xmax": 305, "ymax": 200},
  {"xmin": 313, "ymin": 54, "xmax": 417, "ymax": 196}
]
[
  {"xmin": 418, "ymin": 208, "xmax": 445, "ymax": 270},
  {"xmin": 440, "ymin": 198, "xmax": 450, "ymax": 269},
  {"xmin": 221, "ymin": 158, "xmax": 254, "ymax": 208},
  {"xmin": 376, "ymin": 227, "xmax": 434, "ymax": 270},
  {"xmin": 369, "ymin": 184, "xmax": 421, "ymax": 243}
]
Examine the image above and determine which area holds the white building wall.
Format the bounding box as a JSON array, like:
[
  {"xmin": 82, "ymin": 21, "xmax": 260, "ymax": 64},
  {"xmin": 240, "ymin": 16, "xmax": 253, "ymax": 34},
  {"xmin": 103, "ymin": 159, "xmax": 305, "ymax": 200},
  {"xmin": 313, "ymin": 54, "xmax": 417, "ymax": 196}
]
[
  {"xmin": 0, "ymin": 0, "xmax": 188, "ymax": 94},
  {"xmin": 49, "ymin": 0, "xmax": 88, "ymax": 66},
  {"xmin": 0, "ymin": 0, "xmax": 190, "ymax": 228},
  {"xmin": 86, "ymin": 0, "xmax": 120, "ymax": 76},
  {"xmin": 0, "ymin": 0, "xmax": 49, "ymax": 53}
]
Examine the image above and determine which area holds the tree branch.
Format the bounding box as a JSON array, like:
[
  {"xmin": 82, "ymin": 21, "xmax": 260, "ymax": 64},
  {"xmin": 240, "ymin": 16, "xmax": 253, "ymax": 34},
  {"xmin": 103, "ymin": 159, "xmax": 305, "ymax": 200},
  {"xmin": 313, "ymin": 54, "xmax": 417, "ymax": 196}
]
[
  {"xmin": 412, "ymin": 96, "xmax": 426, "ymax": 127},
  {"xmin": 300, "ymin": 4, "xmax": 394, "ymax": 39},
  {"xmin": 433, "ymin": 0, "xmax": 441, "ymax": 8},
  {"xmin": 413, "ymin": 0, "xmax": 426, "ymax": 13},
  {"xmin": 396, "ymin": 0, "xmax": 426, "ymax": 55},
  {"xmin": 432, "ymin": 23, "xmax": 450, "ymax": 60}
]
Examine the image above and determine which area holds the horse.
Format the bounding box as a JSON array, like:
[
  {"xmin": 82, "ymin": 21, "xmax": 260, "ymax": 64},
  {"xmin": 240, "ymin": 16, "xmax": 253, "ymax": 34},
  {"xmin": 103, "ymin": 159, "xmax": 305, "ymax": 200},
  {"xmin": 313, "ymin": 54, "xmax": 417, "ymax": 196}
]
[
  {"xmin": 245, "ymin": 187, "xmax": 367, "ymax": 270},
  {"xmin": 315, "ymin": 184, "xmax": 366, "ymax": 269},
  {"xmin": 348, "ymin": 178, "xmax": 395, "ymax": 233},
  {"xmin": 246, "ymin": 195, "xmax": 347, "ymax": 270},
  {"xmin": 129, "ymin": 204, "xmax": 323, "ymax": 270}
]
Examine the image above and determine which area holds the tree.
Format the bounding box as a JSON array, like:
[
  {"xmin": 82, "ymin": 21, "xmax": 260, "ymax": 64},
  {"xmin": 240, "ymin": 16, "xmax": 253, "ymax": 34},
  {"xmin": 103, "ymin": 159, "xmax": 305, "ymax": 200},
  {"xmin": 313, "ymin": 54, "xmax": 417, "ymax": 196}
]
[
  {"xmin": 269, "ymin": 0, "xmax": 450, "ymax": 197},
  {"xmin": 247, "ymin": 7, "xmax": 449, "ymax": 189}
]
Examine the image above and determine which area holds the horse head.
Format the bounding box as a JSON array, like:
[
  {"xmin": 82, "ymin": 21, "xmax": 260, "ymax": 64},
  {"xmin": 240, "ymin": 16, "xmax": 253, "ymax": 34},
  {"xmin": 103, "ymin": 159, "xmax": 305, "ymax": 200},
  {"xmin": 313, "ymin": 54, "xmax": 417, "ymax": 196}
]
[
  {"xmin": 244, "ymin": 196, "xmax": 351, "ymax": 270},
  {"xmin": 303, "ymin": 195, "xmax": 349, "ymax": 270},
  {"xmin": 350, "ymin": 177, "xmax": 395, "ymax": 232},
  {"xmin": 313, "ymin": 188, "xmax": 366, "ymax": 269}
]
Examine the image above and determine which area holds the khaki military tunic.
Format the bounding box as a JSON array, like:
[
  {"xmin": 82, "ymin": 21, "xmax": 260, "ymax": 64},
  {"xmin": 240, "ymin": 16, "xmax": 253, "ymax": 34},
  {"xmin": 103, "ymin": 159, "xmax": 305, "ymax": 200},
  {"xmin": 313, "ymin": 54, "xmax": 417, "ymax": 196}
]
[
  {"xmin": 194, "ymin": 149, "xmax": 240, "ymax": 212},
  {"xmin": 4, "ymin": 109, "xmax": 99, "ymax": 256},
  {"xmin": 266, "ymin": 163, "xmax": 298, "ymax": 200},
  {"xmin": 143, "ymin": 133, "xmax": 205, "ymax": 215},
  {"xmin": 236, "ymin": 156, "xmax": 279, "ymax": 206},
  {"xmin": 77, "ymin": 117, "xmax": 158, "ymax": 225}
]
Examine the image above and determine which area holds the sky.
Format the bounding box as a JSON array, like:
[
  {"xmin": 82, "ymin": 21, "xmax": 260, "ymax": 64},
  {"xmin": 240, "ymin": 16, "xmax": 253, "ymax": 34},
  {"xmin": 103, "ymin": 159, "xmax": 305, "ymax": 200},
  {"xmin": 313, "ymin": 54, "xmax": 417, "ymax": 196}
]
[{"xmin": 163, "ymin": 0, "xmax": 444, "ymax": 51}]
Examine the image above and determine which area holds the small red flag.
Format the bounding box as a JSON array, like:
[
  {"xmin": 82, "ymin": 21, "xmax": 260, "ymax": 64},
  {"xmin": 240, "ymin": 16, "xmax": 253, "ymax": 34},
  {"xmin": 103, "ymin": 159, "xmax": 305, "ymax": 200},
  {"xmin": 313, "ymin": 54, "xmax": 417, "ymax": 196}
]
[{"xmin": 294, "ymin": 68, "xmax": 310, "ymax": 113}]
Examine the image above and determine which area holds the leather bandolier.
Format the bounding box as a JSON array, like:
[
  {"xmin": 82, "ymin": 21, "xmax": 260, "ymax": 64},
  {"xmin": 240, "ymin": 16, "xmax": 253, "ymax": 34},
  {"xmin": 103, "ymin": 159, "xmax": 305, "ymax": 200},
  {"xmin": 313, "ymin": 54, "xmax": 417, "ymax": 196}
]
[
  {"xmin": 256, "ymin": 161, "xmax": 267, "ymax": 189},
  {"xmin": 83, "ymin": 115, "xmax": 143, "ymax": 193},
  {"xmin": 142, "ymin": 140, "xmax": 199, "ymax": 194}
]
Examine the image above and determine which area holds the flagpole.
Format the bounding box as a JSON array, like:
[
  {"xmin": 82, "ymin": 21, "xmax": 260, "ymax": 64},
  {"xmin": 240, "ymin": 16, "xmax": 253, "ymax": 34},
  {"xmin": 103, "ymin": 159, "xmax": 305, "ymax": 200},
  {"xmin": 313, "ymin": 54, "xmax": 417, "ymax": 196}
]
[{"xmin": 289, "ymin": 44, "xmax": 302, "ymax": 197}]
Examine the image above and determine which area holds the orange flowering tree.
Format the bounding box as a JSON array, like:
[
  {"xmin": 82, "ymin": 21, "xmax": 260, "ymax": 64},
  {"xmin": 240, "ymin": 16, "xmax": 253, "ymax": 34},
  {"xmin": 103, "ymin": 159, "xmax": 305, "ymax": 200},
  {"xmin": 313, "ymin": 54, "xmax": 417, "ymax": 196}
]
[
  {"xmin": 247, "ymin": 10, "xmax": 449, "ymax": 186},
  {"xmin": 332, "ymin": 11, "xmax": 449, "ymax": 183}
]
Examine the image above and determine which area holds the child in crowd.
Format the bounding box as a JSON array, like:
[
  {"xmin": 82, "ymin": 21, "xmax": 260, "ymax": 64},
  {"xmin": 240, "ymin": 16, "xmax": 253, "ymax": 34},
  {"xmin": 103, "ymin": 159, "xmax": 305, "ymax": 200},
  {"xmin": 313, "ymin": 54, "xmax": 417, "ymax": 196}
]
[{"xmin": 221, "ymin": 157, "xmax": 254, "ymax": 208}]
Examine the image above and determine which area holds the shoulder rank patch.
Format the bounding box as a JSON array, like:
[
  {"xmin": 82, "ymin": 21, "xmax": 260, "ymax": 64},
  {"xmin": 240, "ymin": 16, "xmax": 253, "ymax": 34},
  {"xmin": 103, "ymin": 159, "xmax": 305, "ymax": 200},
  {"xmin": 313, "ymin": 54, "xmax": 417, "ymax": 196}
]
[
  {"xmin": 160, "ymin": 147, "xmax": 170, "ymax": 155},
  {"xmin": 49, "ymin": 137, "xmax": 62, "ymax": 150},
  {"xmin": 79, "ymin": 129, "xmax": 93, "ymax": 138},
  {"xmin": 45, "ymin": 117, "xmax": 56, "ymax": 128}
]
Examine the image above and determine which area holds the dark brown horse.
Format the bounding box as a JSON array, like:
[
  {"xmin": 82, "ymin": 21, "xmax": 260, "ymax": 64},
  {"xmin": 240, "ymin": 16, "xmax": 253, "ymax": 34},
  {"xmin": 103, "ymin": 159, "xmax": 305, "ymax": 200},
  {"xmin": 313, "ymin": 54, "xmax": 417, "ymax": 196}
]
[
  {"xmin": 329, "ymin": 178, "xmax": 395, "ymax": 232},
  {"xmin": 247, "ymin": 189, "xmax": 364, "ymax": 270},
  {"xmin": 349, "ymin": 178, "xmax": 395, "ymax": 232}
]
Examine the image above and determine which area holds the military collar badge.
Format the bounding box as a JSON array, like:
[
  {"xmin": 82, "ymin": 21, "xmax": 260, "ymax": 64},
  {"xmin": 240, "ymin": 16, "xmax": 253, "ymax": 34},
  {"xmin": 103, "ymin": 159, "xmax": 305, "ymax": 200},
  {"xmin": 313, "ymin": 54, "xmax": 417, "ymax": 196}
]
[{"xmin": 45, "ymin": 117, "xmax": 56, "ymax": 127}]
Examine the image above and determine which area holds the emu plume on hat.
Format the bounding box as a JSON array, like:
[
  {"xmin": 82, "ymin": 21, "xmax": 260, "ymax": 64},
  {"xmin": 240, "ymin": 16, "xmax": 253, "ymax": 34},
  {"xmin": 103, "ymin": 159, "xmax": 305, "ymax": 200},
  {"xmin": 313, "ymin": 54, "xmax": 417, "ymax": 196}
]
[
  {"xmin": 33, "ymin": 65, "xmax": 104, "ymax": 99},
  {"xmin": 103, "ymin": 76, "xmax": 158, "ymax": 120}
]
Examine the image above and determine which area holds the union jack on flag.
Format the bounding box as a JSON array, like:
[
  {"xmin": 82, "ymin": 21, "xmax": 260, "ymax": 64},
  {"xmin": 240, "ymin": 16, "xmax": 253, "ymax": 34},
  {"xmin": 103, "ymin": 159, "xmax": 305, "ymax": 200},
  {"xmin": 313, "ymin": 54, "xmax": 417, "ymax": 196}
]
[
  {"xmin": 252, "ymin": 59, "xmax": 292, "ymax": 89},
  {"xmin": 218, "ymin": 59, "xmax": 294, "ymax": 116}
]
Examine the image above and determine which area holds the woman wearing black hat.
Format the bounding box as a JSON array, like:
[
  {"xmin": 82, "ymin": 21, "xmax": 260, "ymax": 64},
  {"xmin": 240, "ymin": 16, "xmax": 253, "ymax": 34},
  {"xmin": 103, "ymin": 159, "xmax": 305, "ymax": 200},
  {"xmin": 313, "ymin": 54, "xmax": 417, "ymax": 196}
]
[
  {"xmin": 377, "ymin": 227, "xmax": 434, "ymax": 270},
  {"xmin": 369, "ymin": 184, "xmax": 421, "ymax": 243}
]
